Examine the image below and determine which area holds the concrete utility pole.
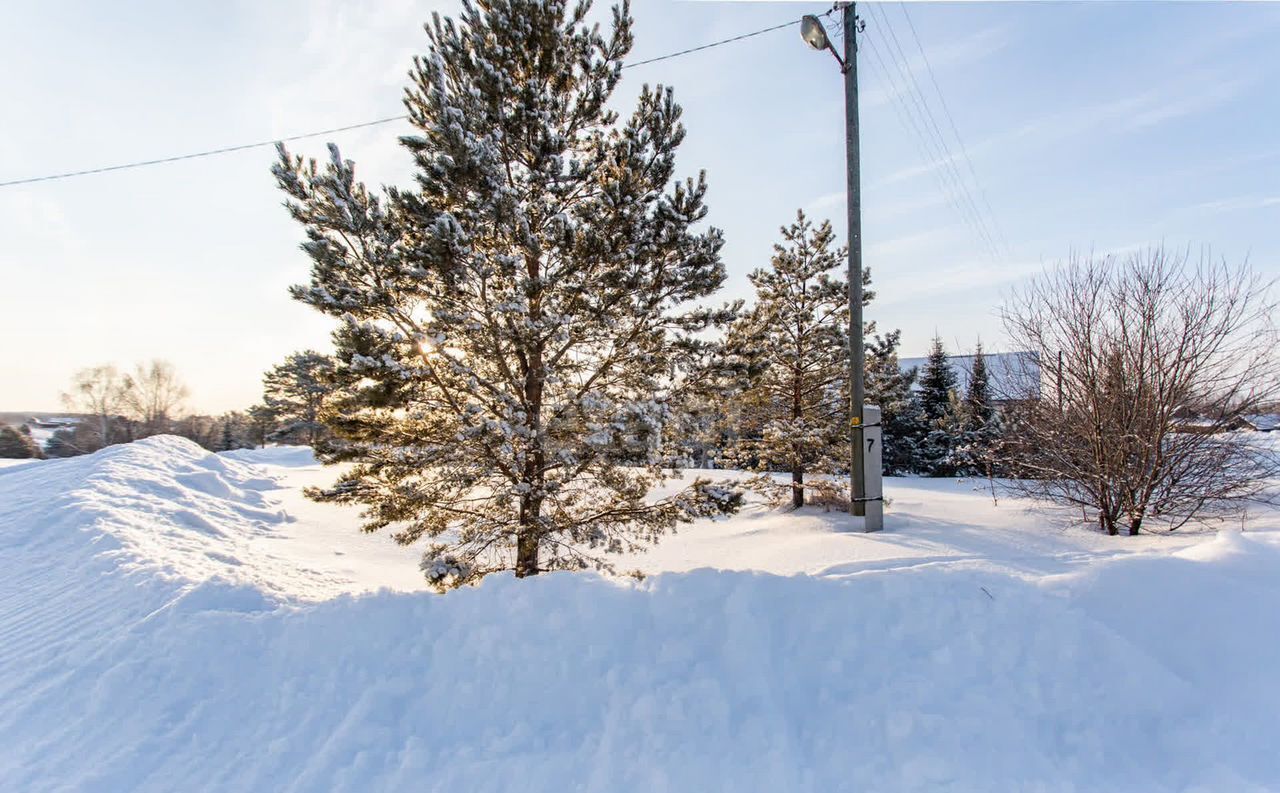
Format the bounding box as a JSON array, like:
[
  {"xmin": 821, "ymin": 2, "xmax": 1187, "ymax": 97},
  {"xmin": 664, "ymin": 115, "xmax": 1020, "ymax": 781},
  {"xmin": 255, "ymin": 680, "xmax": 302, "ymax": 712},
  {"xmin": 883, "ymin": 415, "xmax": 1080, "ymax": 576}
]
[
  {"xmin": 841, "ymin": 3, "xmax": 867, "ymax": 518},
  {"xmin": 801, "ymin": 4, "xmax": 880, "ymax": 531}
]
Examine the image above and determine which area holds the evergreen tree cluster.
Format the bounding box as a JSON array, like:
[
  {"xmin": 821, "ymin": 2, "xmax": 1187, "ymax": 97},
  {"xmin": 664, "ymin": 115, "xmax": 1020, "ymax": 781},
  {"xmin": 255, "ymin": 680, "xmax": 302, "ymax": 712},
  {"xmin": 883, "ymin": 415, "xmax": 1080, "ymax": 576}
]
[
  {"xmin": 0, "ymin": 425, "xmax": 41, "ymax": 459},
  {"xmin": 707, "ymin": 214, "xmax": 1002, "ymax": 487},
  {"xmin": 888, "ymin": 337, "xmax": 1002, "ymax": 478},
  {"xmin": 264, "ymin": 0, "xmax": 1006, "ymax": 588}
]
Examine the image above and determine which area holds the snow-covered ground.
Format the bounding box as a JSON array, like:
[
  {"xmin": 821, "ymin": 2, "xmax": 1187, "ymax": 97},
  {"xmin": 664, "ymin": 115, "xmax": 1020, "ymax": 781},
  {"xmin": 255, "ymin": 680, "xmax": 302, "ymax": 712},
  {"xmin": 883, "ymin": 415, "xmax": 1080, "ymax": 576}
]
[{"xmin": 2, "ymin": 436, "xmax": 1279, "ymax": 791}]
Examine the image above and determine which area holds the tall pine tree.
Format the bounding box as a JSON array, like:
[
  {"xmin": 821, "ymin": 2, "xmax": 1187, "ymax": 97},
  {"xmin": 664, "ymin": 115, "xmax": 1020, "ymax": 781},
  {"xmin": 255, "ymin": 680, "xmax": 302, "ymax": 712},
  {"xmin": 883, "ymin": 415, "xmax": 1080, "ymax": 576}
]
[
  {"xmin": 726, "ymin": 211, "xmax": 848, "ymax": 508},
  {"xmin": 273, "ymin": 0, "xmax": 739, "ymax": 589}
]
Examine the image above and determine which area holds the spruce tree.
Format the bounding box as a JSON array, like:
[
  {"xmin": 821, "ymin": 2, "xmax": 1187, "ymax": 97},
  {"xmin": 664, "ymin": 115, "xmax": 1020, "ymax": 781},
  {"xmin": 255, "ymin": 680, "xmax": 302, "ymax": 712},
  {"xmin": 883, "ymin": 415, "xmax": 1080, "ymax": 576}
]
[
  {"xmin": 955, "ymin": 342, "xmax": 1000, "ymax": 476},
  {"xmin": 865, "ymin": 331, "xmax": 925, "ymax": 474},
  {"xmin": 219, "ymin": 418, "xmax": 236, "ymax": 452},
  {"xmin": 262, "ymin": 351, "xmax": 336, "ymax": 446},
  {"xmin": 726, "ymin": 210, "xmax": 848, "ymax": 508},
  {"xmin": 0, "ymin": 425, "xmax": 40, "ymax": 459},
  {"xmin": 273, "ymin": 0, "xmax": 739, "ymax": 589},
  {"xmin": 917, "ymin": 335, "xmax": 960, "ymax": 475}
]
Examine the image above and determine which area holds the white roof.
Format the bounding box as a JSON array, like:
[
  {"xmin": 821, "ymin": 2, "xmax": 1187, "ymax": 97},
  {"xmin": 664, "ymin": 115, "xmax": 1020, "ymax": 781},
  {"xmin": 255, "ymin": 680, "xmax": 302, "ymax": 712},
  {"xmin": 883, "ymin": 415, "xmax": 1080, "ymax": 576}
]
[
  {"xmin": 898, "ymin": 351, "xmax": 1040, "ymax": 399},
  {"xmin": 1243, "ymin": 414, "xmax": 1280, "ymax": 431}
]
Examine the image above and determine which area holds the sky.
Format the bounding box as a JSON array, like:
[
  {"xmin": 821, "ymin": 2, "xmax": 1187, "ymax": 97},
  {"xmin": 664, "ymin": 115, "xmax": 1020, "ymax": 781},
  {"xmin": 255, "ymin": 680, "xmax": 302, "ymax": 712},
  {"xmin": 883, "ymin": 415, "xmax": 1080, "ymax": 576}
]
[{"xmin": 2, "ymin": 0, "xmax": 1278, "ymax": 413}]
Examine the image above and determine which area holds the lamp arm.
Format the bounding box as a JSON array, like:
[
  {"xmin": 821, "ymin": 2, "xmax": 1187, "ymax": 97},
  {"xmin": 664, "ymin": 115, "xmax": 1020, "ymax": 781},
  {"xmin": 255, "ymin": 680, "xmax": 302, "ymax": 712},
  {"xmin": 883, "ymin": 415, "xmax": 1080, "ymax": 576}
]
[{"xmin": 827, "ymin": 43, "xmax": 846, "ymax": 71}]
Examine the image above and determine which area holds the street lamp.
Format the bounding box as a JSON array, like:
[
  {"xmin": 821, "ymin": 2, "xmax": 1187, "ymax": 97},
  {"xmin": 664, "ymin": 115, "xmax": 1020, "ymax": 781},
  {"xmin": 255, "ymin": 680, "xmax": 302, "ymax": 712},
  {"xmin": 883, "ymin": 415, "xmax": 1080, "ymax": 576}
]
[
  {"xmin": 801, "ymin": 4, "xmax": 882, "ymax": 532},
  {"xmin": 800, "ymin": 14, "xmax": 845, "ymax": 69}
]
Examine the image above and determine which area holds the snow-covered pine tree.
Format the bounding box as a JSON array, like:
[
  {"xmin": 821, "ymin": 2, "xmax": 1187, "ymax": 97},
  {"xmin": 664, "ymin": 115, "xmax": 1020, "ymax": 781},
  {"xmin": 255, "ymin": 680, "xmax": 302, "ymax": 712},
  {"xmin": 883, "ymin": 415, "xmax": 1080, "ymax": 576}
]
[
  {"xmin": 272, "ymin": 0, "xmax": 740, "ymax": 589},
  {"xmin": 725, "ymin": 210, "xmax": 849, "ymax": 508},
  {"xmin": 917, "ymin": 335, "xmax": 960, "ymax": 476},
  {"xmin": 865, "ymin": 330, "xmax": 925, "ymax": 474},
  {"xmin": 954, "ymin": 342, "xmax": 1000, "ymax": 477},
  {"xmin": 261, "ymin": 351, "xmax": 336, "ymax": 446}
]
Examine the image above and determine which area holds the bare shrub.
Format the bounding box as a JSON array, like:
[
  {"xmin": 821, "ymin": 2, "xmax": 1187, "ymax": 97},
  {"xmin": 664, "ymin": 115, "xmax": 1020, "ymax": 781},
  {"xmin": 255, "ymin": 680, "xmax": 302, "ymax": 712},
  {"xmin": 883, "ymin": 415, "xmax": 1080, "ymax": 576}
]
[{"xmin": 999, "ymin": 246, "xmax": 1279, "ymax": 535}]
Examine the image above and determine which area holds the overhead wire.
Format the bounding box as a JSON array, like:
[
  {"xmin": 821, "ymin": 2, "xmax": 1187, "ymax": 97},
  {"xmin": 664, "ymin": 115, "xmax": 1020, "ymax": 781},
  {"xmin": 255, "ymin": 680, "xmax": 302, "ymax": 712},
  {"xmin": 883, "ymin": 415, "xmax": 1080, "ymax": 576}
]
[
  {"xmin": 896, "ymin": 2, "xmax": 1010, "ymax": 256},
  {"xmin": 2, "ymin": 1, "xmax": 1007, "ymax": 263},
  {"xmin": 0, "ymin": 11, "xmax": 833, "ymax": 189},
  {"xmin": 870, "ymin": 2, "xmax": 1003, "ymax": 260},
  {"xmin": 863, "ymin": 3, "xmax": 1003, "ymax": 261},
  {"xmin": 870, "ymin": 5, "xmax": 998, "ymax": 263},
  {"xmin": 860, "ymin": 27, "xmax": 1002, "ymax": 263}
]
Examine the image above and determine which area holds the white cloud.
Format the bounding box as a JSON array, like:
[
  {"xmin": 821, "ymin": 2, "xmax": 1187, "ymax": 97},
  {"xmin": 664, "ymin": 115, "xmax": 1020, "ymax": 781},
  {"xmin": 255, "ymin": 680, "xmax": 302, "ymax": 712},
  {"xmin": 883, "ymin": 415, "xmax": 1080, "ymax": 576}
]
[
  {"xmin": 1187, "ymin": 195, "xmax": 1280, "ymax": 215},
  {"xmin": 860, "ymin": 24, "xmax": 1011, "ymax": 111}
]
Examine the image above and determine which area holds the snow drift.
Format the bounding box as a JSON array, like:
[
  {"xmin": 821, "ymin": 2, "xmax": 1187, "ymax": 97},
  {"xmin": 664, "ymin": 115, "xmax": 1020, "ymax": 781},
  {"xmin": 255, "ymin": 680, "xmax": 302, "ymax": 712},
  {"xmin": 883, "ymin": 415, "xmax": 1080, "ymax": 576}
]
[{"xmin": 2, "ymin": 437, "xmax": 1279, "ymax": 791}]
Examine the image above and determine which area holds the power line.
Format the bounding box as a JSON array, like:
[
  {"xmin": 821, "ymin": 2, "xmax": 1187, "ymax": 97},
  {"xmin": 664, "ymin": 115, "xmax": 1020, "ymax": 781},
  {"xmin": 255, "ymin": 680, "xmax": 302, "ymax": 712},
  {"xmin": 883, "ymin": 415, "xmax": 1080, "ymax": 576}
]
[
  {"xmin": 0, "ymin": 116, "xmax": 408, "ymax": 188},
  {"xmin": 867, "ymin": 3, "xmax": 1000, "ymax": 260},
  {"xmin": 1, "ymin": 13, "xmax": 826, "ymax": 189},
  {"xmin": 624, "ymin": 16, "xmax": 811, "ymax": 69},
  {"xmin": 861, "ymin": 31, "xmax": 1000, "ymax": 263},
  {"xmin": 896, "ymin": 2, "xmax": 1010, "ymax": 256},
  {"xmin": 864, "ymin": 3, "xmax": 1004, "ymax": 262}
]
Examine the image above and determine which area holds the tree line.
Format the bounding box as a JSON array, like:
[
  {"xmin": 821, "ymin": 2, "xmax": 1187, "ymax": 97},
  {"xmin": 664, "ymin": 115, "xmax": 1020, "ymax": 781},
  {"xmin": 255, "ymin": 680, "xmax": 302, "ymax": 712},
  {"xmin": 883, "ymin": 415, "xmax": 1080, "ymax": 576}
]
[
  {"xmin": 262, "ymin": 0, "xmax": 1276, "ymax": 590},
  {"xmin": 13, "ymin": 0, "xmax": 1274, "ymax": 590},
  {"xmin": 6, "ymin": 352, "xmax": 338, "ymax": 459}
]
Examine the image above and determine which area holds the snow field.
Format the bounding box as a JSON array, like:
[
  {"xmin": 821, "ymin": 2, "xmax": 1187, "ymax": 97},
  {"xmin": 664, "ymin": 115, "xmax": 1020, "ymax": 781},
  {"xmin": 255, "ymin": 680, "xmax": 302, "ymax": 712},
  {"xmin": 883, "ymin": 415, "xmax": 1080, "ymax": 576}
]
[{"xmin": 1, "ymin": 437, "xmax": 1279, "ymax": 791}]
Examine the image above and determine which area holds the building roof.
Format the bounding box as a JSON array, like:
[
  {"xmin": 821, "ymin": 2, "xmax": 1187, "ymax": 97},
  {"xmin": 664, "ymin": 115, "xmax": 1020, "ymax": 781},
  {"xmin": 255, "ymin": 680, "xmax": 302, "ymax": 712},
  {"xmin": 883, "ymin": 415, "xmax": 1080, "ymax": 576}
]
[
  {"xmin": 898, "ymin": 351, "xmax": 1040, "ymax": 400},
  {"xmin": 1242, "ymin": 414, "xmax": 1280, "ymax": 432}
]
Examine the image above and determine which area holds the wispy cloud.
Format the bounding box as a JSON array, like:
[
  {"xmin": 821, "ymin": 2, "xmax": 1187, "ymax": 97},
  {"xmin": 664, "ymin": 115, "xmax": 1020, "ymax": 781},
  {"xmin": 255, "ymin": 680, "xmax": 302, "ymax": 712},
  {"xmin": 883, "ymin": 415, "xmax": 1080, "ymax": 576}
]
[
  {"xmin": 860, "ymin": 24, "xmax": 1012, "ymax": 111},
  {"xmin": 805, "ymin": 188, "xmax": 949, "ymax": 228},
  {"xmin": 866, "ymin": 223, "xmax": 960, "ymax": 259},
  {"xmin": 874, "ymin": 257, "xmax": 1042, "ymax": 307},
  {"xmin": 1122, "ymin": 75, "xmax": 1252, "ymax": 131},
  {"xmin": 1186, "ymin": 195, "xmax": 1280, "ymax": 215},
  {"xmin": 804, "ymin": 190, "xmax": 845, "ymax": 216},
  {"xmin": 871, "ymin": 67, "xmax": 1258, "ymax": 191}
]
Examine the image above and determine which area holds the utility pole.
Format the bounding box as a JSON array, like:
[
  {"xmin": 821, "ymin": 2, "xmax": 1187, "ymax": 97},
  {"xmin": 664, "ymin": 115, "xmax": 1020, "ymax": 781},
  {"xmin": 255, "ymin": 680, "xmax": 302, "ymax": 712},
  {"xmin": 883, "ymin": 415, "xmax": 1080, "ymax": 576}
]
[
  {"xmin": 801, "ymin": 4, "xmax": 879, "ymax": 530},
  {"xmin": 841, "ymin": 2, "xmax": 866, "ymax": 518}
]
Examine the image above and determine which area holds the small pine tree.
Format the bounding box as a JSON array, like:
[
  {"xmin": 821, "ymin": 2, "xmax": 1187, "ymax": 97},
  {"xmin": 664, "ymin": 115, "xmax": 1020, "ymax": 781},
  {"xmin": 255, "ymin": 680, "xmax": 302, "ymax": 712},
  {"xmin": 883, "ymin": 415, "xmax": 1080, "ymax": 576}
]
[
  {"xmin": 246, "ymin": 405, "xmax": 276, "ymax": 449},
  {"xmin": 262, "ymin": 351, "xmax": 335, "ymax": 446},
  {"xmin": 917, "ymin": 335, "xmax": 960, "ymax": 476},
  {"xmin": 220, "ymin": 419, "xmax": 235, "ymax": 452},
  {"xmin": 0, "ymin": 425, "xmax": 40, "ymax": 459},
  {"xmin": 273, "ymin": 0, "xmax": 741, "ymax": 589},
  {"xmin": 725, "ymin": 210, "xmax": 848, "ymax": 508},
  {"xmin": 954, "ymin": 342, "xmax": 1001, "ymax": 477},
  {"xmin": 215, "ymin": 411, "xmax": 258, "ymax": 451},
  {"xmin": 865, "ymin": 331, "xmax": 925, "ymax": 474}
]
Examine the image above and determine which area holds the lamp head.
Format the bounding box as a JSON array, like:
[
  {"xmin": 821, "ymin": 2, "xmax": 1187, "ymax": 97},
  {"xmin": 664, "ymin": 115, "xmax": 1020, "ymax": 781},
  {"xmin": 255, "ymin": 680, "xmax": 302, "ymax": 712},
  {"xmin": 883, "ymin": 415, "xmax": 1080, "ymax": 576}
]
[{"xmin": 800, "ymin": 15, "xmax": 830, "ymax": 52}]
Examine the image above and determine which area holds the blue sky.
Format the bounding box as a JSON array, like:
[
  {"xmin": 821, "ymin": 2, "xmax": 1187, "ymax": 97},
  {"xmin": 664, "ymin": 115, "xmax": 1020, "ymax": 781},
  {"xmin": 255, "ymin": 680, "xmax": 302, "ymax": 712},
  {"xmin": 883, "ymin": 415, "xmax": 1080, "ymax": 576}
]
[{"xmin": 3, "ymin": 1, "xmax": 1278, "ymax": 412}]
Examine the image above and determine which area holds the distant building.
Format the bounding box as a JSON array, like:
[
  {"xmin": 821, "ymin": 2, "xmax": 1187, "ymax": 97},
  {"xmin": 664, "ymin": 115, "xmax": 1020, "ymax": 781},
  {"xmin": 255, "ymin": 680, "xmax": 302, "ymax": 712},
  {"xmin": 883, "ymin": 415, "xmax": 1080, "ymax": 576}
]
[
  {"xmin": 24, "ymin": 417, "xmax": 81, "ymax": 451},
  {"xmin": 27, "ymin": 417, "xmax": 79, "ymax": 429},
  {"xmin": 898, "ymin": 351, "xmax": 1040, "ymax": 404},
  {"xmin": 1237, "ymin": 414, "xmax": 1280, "ymax": 433}
]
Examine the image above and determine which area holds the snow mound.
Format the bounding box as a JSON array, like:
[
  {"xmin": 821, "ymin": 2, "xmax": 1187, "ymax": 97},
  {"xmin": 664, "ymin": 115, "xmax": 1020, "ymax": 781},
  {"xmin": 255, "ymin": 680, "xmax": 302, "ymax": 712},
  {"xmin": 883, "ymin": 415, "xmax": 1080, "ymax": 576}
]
[
  {"xmin": 0, "ymin": 436, "xmax": 319, "ymax": 600},
  {"xmin": 222, "ymin": 444, "xmax": 319, "ymax": 468},
  {"xmin": 2, "ymin": 438, "xmax": 1279, "ymax": 791}
]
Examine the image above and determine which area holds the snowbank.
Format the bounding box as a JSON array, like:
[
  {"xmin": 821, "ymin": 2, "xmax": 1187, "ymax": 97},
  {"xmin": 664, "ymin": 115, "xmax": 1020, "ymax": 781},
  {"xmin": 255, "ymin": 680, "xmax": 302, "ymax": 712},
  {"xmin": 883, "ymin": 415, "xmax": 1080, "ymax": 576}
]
[{"xmin": 2, "ymin": 437, "xmax": 1279, "ymax": 791}]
